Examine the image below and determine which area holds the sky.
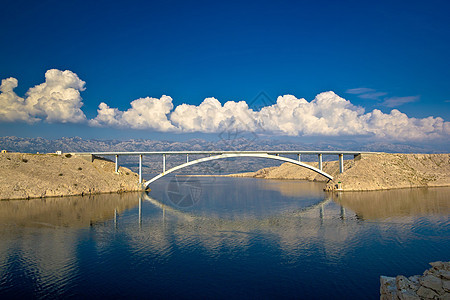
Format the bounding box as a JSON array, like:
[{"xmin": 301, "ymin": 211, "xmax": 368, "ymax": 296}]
[{"xmin": 0, "ymin": 0, "xmax": 449, "ymax": 146}]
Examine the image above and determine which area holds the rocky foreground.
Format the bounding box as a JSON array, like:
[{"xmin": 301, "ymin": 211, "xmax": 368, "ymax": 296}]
[
  {"xmin": 380, "ymin": 262, "xmax": 450, "ymax": 299},
  {"xmin": 0, "ymin": 153, "xmax": 142, "ymax": 200},
  {"xmin": 229, "ymin": 153, "xmax": 450, "ymax": 191}
]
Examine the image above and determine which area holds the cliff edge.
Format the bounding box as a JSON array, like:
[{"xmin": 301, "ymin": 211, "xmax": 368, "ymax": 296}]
[
  {"xmin": 0, "ymin": 153, "xmax": 142, "ymax": 200},
  {"xmin": 229, "ymin": 153, "xmax": 450, "ymax": 191}
]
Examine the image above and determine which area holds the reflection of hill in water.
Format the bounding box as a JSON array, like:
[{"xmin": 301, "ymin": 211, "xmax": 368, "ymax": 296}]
[
  {"xmin": 258, "ymin": 179, "xmax": 326, "ymax": 198},
  {"xmin": 334, "ymin": 187, "xmax": 450, "ymax": 220},
  {"xmin": 0, "ymin": 193, "xmax": 140, "ymax": 227}
]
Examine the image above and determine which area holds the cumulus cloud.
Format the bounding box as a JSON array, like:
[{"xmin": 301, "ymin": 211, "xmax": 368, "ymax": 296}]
[
  {"xmin": 89, "ymin": 96, "xmax": 176, "ymax": 131},
  {"xmin": 1, "ymin": 70, "xmax": 448, "ymax": 141},
  {"xmin": 0, "ymin": 77, "xmax": 38, "ymax": 123},
  {"xmin": 0, "ymin": 69, "xmax": 87, "ymax": 123},
  {"xmin": 170, "ymin": 98, "xmax": 258, "ymax": 133},
  {"xmin": 91, "ymin": 91, "xmax": 449, "ymax": 141},
  {"xmin": 382, "ymin": 96, "xmax": 420, "ymax": 107}
]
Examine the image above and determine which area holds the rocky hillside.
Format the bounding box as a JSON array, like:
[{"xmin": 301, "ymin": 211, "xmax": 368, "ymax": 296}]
[
  {"xmin": 229, "ymin": 153, "xmax": 450, "ymax": 191},
  {"xmin": 0, "ymin": 153, "xmax": 141, "ymax": 200}
]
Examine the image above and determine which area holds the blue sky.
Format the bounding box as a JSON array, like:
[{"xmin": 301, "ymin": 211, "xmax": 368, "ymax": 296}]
[{"xmin": 0, "ymin": 0, "xmax": 449, "ymax": 145}]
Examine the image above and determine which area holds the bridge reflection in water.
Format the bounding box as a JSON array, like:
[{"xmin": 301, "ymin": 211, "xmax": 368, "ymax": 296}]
[{"xmin": 0, "ymin": 180, "xmax": 449, "ymax": 299}]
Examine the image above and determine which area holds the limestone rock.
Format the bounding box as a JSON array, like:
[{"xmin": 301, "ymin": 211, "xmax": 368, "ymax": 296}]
[
  {"xmin": 419, "ymin": 275, "xmax": 444, "ymax": 294},
  {"xmin": 416, "ymin": 286, "xmax": 439, "ymax": 299},
  {"xmin": 230, "ymin": 153, "xmax": 450, "ymax": 191},
  {"xmin": 0, "ymin": 153, "xmax": 142, "ymax": 200},
  {"xmin": 381, "ymin": 262, "xmax": 450, "ymax": 300}
]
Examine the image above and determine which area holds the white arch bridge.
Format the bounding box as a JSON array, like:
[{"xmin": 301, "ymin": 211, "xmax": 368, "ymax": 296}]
[{"xmin": 88, "ymin": 150, "xmax": 374, "ymax": 189}]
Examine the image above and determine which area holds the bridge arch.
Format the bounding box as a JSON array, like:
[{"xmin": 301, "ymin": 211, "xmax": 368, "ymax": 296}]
[{"xmin": 142, "ymin": 153, "xmax": 333, "ymax": 189}]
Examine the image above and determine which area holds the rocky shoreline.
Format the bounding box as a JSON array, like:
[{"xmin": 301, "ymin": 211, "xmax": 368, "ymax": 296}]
[
  {"xmin": 0, "ymin": 153, "xmax": 142, "ymax": 200},
  {"xmin": 228, "ymin": 153, "xmax": 450, "ymax": 192},
  {"xmin": 380, "ymin": 262, "xmax": 450, "ymax": 299}
]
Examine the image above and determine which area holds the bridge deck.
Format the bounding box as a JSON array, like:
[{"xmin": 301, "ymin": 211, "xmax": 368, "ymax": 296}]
[{"xmin": 90, "ymin": 150, "xmax": 378, "ymax": 156}]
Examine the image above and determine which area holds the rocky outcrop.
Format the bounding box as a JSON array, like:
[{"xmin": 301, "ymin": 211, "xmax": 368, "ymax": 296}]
[
  {"xmin": 380, "ymin": 261, "xmax": 450, "ymax": 299},
  {"xmin": 229, "ymin": 153, "xmax": 450, "ymax": 191},
  {"xmin": 0, "ymin": 153, "xmax": 142, "ymax": 200}
]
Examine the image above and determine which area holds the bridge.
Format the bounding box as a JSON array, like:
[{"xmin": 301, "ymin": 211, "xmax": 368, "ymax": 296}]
[{"xmin": 89, "ymin": 150, "xmax": 375, "ymax": 189}]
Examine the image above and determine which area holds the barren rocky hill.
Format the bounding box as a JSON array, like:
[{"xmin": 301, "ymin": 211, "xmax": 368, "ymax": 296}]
[
  {"xmin": 229, "ymin": 153, "xmax": 450, "ymax": 191},
  {"xmin": 0, "ymin": 153, "xmax": 141, "ymax": 200}
]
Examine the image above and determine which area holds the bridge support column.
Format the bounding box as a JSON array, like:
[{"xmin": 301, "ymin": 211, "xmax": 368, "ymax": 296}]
[
  {"xmin": 318, "ymin": 154, "xmax": 323, "ymax": 171},
  {"xmin": 115, "ymin": 155, "xmax": 119, "ymax": 173},
  {"xmin": 186, "ymin": 154, "xmax": 189, "ymax": 163},
  {"xmin": 139, "ymin": 155, "xmax": 143, "ymax": 183},
  {"xmin": 297, "ymin": 154, "xmax": 301, "ymax": 162},
  {"xmin": 339, "ymin": 154, "xmax": 344, "ymax": 173},
  {"xmin": 163, "ymin": 154, "xmax": 166, "ymax": 173}
]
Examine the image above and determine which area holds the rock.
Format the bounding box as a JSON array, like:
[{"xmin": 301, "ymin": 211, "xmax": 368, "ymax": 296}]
[
  {"xmin": 397, "ymin": 275, "xmax": 412, "ymax": 290},
  {"xmin": 420, "ymin": 275, "xmax": 444, "ymax": 294},
  {"xmin": 416, "ymin": 286, "xmax": 439, "ymax": 299},
  {"xmin": 430, "ymin": 261, "xmax": 450, "ymax": 272},
  {"xmin": 443, "ymin": 280, "xmax": 450, "ymax": 292},
  {"xmin": 397, "ymin": 289, "xmax": 420, "ymax": 300},
  {"xmin": 381, "ymin": 263, "xmax": 450, "ymax": 299},
  {"xmin": 0, "ymin": 153, "xmax": 142, "ymax": 200},
  {"xmin": 439, "ymin": 271, "xmax": 450, "ymax": 281},
  {"xmin": 380, "ymin": 276, "xmax": 396, "ymax": 295}
]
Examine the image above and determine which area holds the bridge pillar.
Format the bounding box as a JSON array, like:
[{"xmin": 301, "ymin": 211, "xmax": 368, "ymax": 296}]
[
  {"xmin": 186, "ymin": 154, "xmax": 189, "ymax": 163},
  {"xmin": 318, "ymin": 154, "xmax": 323, "ymax": 170},
  {"xmin": 115, "ymin": 155, "xmax": 119, "ymax": 173},
  {"xmin": 339, "ymin": 154, "xmax": 344, "ymax": 173},
  {"xmin": 297, "ymin": 154, "xmax": 301, "ymax": 162},
  {"xmin": 163, "ymin": 154, "xmax": 166, "ymax": 173},
  {"xmin": 139, "ymin": 155, "xmax": 143, "ymax": 183}
]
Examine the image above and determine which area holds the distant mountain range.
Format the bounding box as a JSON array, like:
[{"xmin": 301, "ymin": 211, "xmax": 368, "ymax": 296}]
[{"xmin": 1, "ymin": 136, "xmax": 445, "ymax": 154}]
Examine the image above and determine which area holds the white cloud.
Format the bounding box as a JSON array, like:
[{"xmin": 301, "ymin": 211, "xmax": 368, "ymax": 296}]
[
  {"xmin": 345, "ymin": 88, "xmax": 375, "ymax": 94},
  {"xmin": 170, "ymin": 97, "xmax": 258, "ymax": 133},
  {"xmin": 0, "ymin": 77, "xmax": 37, "ymax": 123},
  {"xmin": 382, "ymin": 96, "xmax": 420, "ymax": 107},
  {"xmin": 1, "ymin": 70, "xmax": 448, "ymax": 142},
  {"xmin": 89, "ymin": 96, "xmax": 176, "ymax": 131},
  {"xmin": 357, "ymin": 92, "xmax": 387, "ymax": 100},
  {"xmin": 91, "ymin": 91, "xmax": 449, "ymax": 141},
  {"xmin": 0, "ymin": 69, "xmax": 87, "ymax": 123}
]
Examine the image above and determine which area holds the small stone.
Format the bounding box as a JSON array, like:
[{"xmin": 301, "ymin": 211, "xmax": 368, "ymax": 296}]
[
  {"xmin": 430, "ymin": 261, "xmax": 444, "ymax": 269},
  {"xmin": 381, "ymin": 276, "xmax": 397, "ymax": 295},
  {"xmin": 416, "ymin": 286, "xmax": 438, "ymax": 299},
  {"xmin": 397, "ymin": 289, "xmax": 420, "ymax": 300},
  {"xmin": 408, "ymin": 275, "xmax": 420, "ymax": 291},
  {"xmin": 443, "ymin": 280, "xmax": 450, "ymax": 292},
  {"xmin": 397, "ymin": 275, "xmax": 412, "ymax": 290},
  {"xmin": 420, "ymin": 275, "xmax": 444, "ymax": 294},
  {"xmin": 438, "ymin": 270, "xmax": 450, "ymax": 280}
]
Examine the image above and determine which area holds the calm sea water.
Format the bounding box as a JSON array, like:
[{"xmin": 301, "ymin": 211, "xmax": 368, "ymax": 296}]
[{"xmin": 0, "ymin": 177, "xmax": 449, "ymax": 299}]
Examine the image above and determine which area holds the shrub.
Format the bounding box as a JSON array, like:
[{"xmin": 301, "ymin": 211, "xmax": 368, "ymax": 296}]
[{"xmin": 22, "ymin": 158, "xmax": 28, "ymax": 163}]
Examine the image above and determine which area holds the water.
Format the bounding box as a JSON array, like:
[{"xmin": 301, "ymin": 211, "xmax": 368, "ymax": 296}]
[{"xmin": 0, "ymin": 177, "xmax": 449, "ymax": 299}]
